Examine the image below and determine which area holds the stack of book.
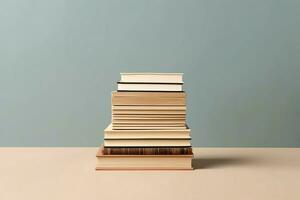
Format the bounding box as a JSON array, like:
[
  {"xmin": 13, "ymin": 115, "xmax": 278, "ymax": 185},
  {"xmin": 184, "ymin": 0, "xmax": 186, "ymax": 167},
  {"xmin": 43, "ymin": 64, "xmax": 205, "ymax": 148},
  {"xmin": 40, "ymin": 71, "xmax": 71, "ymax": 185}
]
[{"xmin": 96, "ymin": 73, "xmax": 193, "ymax": 170}]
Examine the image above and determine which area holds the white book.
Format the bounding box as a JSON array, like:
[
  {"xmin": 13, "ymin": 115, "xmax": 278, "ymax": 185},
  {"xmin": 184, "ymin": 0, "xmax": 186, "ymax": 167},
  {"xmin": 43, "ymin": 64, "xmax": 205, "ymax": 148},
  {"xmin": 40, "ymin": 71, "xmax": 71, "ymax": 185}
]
[
  {"xmin": 104, "ymin": 139, "xmax": 191, "ymax": 147},
  {"xmin": 117, "ymin": 83, "xmax": 183, "ymax": 91},
  {"xmin": 120, "ymin": 73, "xmax": 183, "ymax": 83},
  {"xmin": 104, "ymin": 124, "xmax": 191, "ymax": 139}
]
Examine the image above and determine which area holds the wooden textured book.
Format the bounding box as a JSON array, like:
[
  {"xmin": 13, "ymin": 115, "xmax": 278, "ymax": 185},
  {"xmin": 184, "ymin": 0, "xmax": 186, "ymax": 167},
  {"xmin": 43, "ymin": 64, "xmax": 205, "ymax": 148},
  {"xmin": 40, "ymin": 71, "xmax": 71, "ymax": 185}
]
[
  {"xmin": 111, "ymin": 91, "xmax": 186, "ymax": 106},
  {"xmin": 96, "ymin": 146, "xmax": 193, "ymax": 170},
  {"xmin": 104, "ymin": 124, "xmax": 190, "ymax": 139},
  {"xmin": 120, "ymin": 73, "xmax": 183, "ymax": 83},
  {"xmin": 103, "ymin": 147, "xmax": 193, "ymax": 155}
]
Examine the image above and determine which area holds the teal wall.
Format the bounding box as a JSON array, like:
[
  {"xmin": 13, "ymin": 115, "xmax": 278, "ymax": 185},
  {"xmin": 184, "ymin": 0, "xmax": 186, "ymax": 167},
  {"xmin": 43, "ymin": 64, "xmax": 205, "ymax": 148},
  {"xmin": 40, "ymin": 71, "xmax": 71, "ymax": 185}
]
[{"xmin": 1, "ymin": 0, "xmax": 300, "ymax": 147}]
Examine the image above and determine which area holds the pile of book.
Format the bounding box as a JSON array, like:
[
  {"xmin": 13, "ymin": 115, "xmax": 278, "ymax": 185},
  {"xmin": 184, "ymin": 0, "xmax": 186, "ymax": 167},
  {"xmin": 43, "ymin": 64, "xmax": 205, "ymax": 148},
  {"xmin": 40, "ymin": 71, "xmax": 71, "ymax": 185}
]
[{"xmin": 96, "ymin": 73, "xmax": 193, "ymax": 170}]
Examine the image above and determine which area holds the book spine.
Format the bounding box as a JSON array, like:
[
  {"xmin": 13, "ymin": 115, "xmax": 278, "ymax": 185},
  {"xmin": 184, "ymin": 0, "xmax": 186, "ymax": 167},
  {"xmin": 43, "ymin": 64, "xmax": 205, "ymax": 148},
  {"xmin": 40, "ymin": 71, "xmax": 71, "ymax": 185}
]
[{"xmin": 103, "ymin": 147, "xmax": 193, "ymax": 155}]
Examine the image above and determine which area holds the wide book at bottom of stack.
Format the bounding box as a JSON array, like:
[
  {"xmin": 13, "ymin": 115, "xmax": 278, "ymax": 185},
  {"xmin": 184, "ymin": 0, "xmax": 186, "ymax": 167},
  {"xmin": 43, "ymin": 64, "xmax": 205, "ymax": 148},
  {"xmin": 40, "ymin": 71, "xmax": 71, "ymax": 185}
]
[{"xmin": 96, "ymin": 146, "xmax": 193, "ymax": 170}]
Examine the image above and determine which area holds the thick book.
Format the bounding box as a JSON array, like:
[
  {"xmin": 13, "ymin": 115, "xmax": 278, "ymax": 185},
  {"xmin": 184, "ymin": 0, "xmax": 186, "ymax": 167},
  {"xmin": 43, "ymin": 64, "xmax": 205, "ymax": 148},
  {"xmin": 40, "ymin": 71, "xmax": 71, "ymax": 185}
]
[
  {"xmin": 111, "ymin": 91, "xmax": 186, "ymax": 105},
  {"xmin": 120, "ymin": 73, "xmax": 183, "ymax": 83},
  {"xmin": 96, "ymin": 147, "xmax": 193, "ymax": 170},
  {"xmin": 103, "ymin": 139, "xmax": 191, "ymax": 147},
  {"xmin": 103, "ymin": 147, "xmax": 193, "ymax": 155},
  {"xmin": 117, "ymin": 82, "xmax": 183, "ymax": 92},
  {"xmin": 104, "ymin": 124, "xmax": 190, "ymax": 139}
]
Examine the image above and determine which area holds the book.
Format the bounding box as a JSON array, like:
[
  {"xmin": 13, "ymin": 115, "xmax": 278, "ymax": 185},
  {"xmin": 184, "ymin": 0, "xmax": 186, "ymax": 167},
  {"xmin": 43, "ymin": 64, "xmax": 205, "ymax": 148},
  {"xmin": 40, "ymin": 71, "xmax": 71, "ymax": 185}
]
[
  {"xmin": 96, "ymin": 147, "xmax": 193, "ymax": 170},
  {"xmin": 112, "ymin": 105, "xmax": 186, "ymax": 115},
  {"xmin": 112, "ymin": 119, "xmax": 186, "ymax": 124},
  {"xmin": 112, "ymin": 114, "xmax": 186, "ymax": 118},
  {"xmin": 104, "ymin": 124, "xmax": 190, "ymax": 139},
  {"xmin": 112, "ymin": 126, "xmax": 187, "ymax": 130},
  {"xmin": 103, "ymin": 139, "xmax": 191, "ymax": 147},
  {"xmin": 112, "ymin": 105, "xmax": 186, "ymax": 110},
  {"xmin": 112, "ymin": 116, "xmax": 185, "ymax": 120},
  {"xmin": 113, "ymin": 124, "xmax": 186, "ymax": 128},
  {"xmin": 112, "ymin": 110, "xmax": 186, "ymax": 115},
  {"xmin": 113, "ymin": 124, "xmax": 185, "ymax": 127},
  {"xmin": 114, "ymin": 124, "xmax": 186, "ymax": 127},
  {"xmin": 120, "ymin": 73, "xmax": 183, "ymax": 83},
  {"xmin": 103, "ymin": 147, "xmax": 193, "ymax": 155},
  {"xmin": 112, "ymin": 91, "xmax": 186, "ymax": 105},
  {"xmin": 117, "ymin": 82, "xmax": 183, "ymax": 92}
]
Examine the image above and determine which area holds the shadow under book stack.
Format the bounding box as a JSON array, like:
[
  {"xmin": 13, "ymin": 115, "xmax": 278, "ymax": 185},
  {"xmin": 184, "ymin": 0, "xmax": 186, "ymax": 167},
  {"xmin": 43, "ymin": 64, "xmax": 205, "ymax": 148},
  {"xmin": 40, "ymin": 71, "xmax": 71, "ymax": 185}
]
[{"xmin": 96, "ymin": 73, "xmax": 193, "ymax": 170}]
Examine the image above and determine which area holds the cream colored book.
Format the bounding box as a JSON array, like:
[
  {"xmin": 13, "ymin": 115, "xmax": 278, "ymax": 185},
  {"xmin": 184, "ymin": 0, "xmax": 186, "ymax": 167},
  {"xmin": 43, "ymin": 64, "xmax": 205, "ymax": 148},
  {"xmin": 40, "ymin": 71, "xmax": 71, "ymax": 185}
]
[
  {"xmin": 103, "ymin": 139, "xmax": 191, "ymax": 147},
  {"xmin": 112, "ymin": 117, "xmax": 185, "ymax": 120},
  {"xmin": 104, "ymin": 124, "xmax": 190, "ymax": 139},
  {"xmin": 117, "ymin": 83, "xmax": 183, "ymax": 92},
  {"xmin": 111, "ymin": 91, "xmax": 186, "ymax": 106},
  {"xmin": 96, "ymin": 147, "xmax": 193, "ymax": 170},
  {"xmin": 113, "ymin": 124, "xmax": 185, "ymax": 127},
  {"xmin": 112, "ymin": 110, "xmax": 186, "ymax": 115},
  {"xmin": 113, "ymin": 125, "xmax": 186, "ymax": 129},
  {"xmin": 112, "ymin": 126, "xmax": 187, "ymax": 130},
  {"xmin": 112, "ymin": 114, "xmax": 186, "ymax": 118},
  {"xmin": 112, "ymin": 125, "xmax": 186, "ymax": 129},
  {"xmin": 112, "ymin": 105, "xmax": 186, "ymax": 110},
  {"xmin": 120, "ymin": 73, "xmax": 183, "ymax": 83},
  {"xmin": 112, "ymin": 119, "xmax": 185, "ymax": 124}
]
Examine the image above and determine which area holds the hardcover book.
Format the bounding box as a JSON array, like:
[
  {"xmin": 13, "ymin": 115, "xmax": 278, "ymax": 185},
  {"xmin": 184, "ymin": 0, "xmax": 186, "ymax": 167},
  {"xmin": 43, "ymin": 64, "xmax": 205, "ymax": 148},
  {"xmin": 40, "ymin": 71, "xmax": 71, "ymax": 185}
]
[
  {"xmin": 96, "ymin": 147, "xmax": 193, "ymax": 170},
  {"xmin": 103, "ymin": 139, "xmax": 191, "ymax": 147},
  {"xmin": 104, "ymin": 124, "xmax": 190, "ymax": 139},
  {"xmin": 112, "ymin": 91, "xmax": 186, "ymax": 106},
  {"xmin": 120, "ymin": 73, "xmax": 183, "ymax": 83},
  {"xmin": 117, "ymin": 82, "xmax": 183, "ymax": 92}
]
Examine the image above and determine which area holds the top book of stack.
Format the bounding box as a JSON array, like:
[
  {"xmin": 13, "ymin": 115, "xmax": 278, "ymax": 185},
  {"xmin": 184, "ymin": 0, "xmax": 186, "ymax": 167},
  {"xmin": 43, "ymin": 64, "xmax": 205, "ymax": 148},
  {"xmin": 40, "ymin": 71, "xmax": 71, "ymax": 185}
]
[{"xmin": 118, "ymin": 73, "xmax": 183, "ymax": 92}]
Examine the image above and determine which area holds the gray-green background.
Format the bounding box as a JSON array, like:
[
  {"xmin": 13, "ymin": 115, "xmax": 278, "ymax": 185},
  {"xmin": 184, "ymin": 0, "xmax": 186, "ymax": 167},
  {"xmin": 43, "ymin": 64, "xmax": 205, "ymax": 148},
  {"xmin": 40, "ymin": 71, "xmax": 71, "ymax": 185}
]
[{"xmin": 1, "ymin": 0, "xmax": 299, "ymax": 147}]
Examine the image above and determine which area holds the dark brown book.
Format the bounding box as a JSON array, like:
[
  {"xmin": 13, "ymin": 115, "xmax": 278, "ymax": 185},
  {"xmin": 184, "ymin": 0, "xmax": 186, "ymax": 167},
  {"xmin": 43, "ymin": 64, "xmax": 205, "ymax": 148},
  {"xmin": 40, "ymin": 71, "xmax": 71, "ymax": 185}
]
[{"xmin": 103, "ymin": 147, "xmax": 193, "ymax": 155}]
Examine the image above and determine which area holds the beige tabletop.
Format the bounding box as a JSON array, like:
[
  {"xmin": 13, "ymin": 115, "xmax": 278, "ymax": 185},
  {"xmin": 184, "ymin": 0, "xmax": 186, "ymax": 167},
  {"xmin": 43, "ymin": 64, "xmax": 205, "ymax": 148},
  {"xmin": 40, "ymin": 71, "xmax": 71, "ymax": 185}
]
[{"xmin": 0, "ymin": 148, "xmax": 299, "ymax": 200}]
